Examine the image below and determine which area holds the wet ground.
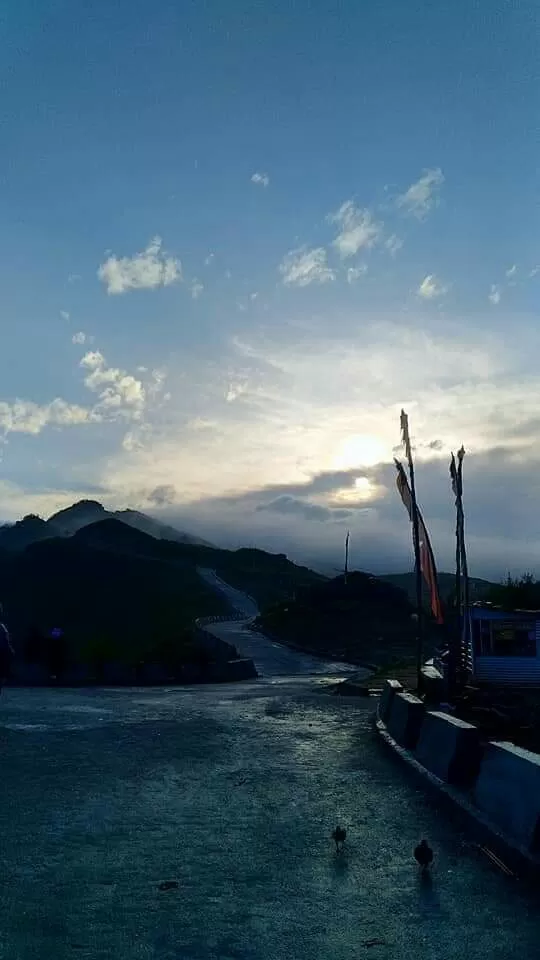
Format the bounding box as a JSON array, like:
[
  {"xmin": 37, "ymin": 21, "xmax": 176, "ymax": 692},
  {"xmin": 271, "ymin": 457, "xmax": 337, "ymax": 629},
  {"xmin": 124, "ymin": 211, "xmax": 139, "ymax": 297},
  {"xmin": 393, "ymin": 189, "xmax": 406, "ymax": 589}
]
[
  {"xmin": 1, "ymin": 580, "xmax": 539, "ymax": 960},
  {"xmin": 1, "ymin": 669, "xmax": 539, "ymax": 960}
]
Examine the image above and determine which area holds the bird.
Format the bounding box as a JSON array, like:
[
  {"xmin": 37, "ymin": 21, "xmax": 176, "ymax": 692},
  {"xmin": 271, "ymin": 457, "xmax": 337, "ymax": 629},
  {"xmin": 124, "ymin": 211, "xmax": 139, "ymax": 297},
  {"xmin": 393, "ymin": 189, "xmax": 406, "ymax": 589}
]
[
  {"xmin": 332, "ymin": 825, "xmax": 347, "ymax": 853},
  {"xmin": 414, "ymin": 839, "xmax": 433, "ymax": 872}
]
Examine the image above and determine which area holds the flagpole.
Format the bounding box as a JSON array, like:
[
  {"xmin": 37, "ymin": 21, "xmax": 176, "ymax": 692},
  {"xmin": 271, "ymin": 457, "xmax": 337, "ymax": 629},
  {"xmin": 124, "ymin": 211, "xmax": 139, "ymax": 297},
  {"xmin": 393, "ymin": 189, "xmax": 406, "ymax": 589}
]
[
  {"xmin": 400, "ymin": 411, "xmax": 424, "ymax": 691},
  {"xmin": 450, "ymin": 447, "xmax": 470, "ymax": 694},
  {"xmin": 457, "ymin": 448, "xmax": 470, "ymax": 688},
  {"xmin": 449, "ymin": 453, "xmax": 461, "ymax": 697},
  {"xmin": 344, "ymin": 531, "xmax": 350, "ymax": 585}
]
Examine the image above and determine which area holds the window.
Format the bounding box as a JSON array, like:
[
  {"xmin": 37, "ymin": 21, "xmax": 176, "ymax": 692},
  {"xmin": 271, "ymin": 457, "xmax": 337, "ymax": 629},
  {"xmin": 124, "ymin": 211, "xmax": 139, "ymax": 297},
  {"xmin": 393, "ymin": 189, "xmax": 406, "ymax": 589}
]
[{"xmin": 473, "ymin": 618, "xmax": 537, "ymax": 657}]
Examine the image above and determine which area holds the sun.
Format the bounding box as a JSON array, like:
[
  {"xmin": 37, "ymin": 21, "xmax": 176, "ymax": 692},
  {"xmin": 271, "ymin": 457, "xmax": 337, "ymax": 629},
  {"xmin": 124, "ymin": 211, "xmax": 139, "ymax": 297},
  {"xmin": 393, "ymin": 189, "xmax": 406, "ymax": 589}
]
[{"xmin": 331, "ymin": 434, "xmax": 386, "ymax": 470}]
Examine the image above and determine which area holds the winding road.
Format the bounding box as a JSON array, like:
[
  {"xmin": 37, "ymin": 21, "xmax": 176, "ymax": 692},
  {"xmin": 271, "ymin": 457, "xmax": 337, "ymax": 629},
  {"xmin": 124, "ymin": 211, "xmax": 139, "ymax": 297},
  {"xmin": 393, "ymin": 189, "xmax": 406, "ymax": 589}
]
[{"xmin": 0, "ymin": 580, "xmax": 537, "ymax": 959}]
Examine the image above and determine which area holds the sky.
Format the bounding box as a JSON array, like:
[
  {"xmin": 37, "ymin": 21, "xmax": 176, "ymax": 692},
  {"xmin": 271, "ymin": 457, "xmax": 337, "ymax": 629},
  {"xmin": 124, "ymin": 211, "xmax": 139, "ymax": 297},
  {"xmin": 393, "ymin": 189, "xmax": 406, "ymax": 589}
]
[{"xmin": 0, "ymin": 0, "xmax": 539, "ymax": 578}]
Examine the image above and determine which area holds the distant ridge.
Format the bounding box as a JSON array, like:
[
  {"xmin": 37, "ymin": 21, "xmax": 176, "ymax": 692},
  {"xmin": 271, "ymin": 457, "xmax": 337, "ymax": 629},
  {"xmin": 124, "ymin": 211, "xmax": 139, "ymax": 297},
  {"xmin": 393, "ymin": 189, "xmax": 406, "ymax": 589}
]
[{"xmin": 0, "ymin": 499, "xmax": 213, "ymax": 552}]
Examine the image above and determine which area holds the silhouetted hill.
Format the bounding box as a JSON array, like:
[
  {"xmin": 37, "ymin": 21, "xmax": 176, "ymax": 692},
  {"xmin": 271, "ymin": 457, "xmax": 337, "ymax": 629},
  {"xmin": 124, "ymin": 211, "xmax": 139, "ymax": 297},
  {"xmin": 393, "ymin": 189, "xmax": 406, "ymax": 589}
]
[
  {"xmin": 0, "ymin": 504, "xmax": 325, "ymax": 671},
  {"xmin": 0, "ymin": 514, "xmax": 62, "ymax": 551},
  {"xmin": 1, "ymin": 535, "xmax": 228, "ymax": 669},
  {"xmin": 73, "ymin": 517, "xmax": 170, "ymax": 560},
  {"xmin": 49, "ymin": 499, "xmax": 107, "ymax": 534},
  {"xmin": 380, "ymin": 571, "xmax": 495, "ymax": 605},
  {"xmin": 47, "ymin": 499, "xmax": 212, "ymax": 546},
  {"xmin": 115, "ymin": 509, "xmax": 212, "ymax": 547},
  {"xmin": 257, "ymin": 571, "xmax": 434, "ymax": 667}
]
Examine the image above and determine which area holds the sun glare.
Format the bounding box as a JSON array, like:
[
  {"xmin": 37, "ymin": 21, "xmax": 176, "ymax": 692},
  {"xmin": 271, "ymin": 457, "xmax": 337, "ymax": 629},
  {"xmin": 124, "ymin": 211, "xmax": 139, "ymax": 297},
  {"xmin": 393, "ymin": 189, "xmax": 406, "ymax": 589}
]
[{"xmin": 332, "ymin": 434, "xmax": 386, "ymax": 469}]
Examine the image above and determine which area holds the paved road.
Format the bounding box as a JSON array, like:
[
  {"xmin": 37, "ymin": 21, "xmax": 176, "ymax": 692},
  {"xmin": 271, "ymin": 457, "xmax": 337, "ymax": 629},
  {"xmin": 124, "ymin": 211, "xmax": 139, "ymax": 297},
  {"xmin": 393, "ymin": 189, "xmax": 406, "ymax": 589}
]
[
  {"xmin": 197, "ymin": 568, "xmax": 260, "ymax": 620},
  {"xmin": 0, "ymin": 676, "xmax": 538, "ymax": 960},
  {"xmin": 197, "ymin": 567, "xmax": 360, "ymax": 681}
]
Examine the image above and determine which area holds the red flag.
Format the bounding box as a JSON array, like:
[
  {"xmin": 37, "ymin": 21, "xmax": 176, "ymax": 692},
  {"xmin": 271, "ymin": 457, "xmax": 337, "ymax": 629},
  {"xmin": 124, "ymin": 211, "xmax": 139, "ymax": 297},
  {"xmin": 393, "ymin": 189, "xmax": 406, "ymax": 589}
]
[
  {"xmin": 418, "ymin": 516, "xmax": 444, "ymax": 625},
  {"xmin": 395, "ymin": 459, "xmax": 443, "ymax": 624}
]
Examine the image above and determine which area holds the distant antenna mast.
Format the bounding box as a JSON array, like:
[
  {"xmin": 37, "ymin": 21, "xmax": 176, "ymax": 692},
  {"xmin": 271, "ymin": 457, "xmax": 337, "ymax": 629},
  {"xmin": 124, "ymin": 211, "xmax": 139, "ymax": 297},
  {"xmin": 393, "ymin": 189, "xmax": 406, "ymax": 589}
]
[{"xmin": 344, "ymin": 530, "xmax": 350, "ymax": 585}]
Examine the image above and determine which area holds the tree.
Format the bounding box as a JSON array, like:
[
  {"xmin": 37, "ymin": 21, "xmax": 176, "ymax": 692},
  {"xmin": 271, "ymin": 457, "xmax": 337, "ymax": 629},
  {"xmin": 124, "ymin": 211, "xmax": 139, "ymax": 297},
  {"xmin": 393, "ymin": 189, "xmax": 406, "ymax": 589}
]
[{"xmin": 487, "ymin": 572, "xmax": 540, "ymax": 610}]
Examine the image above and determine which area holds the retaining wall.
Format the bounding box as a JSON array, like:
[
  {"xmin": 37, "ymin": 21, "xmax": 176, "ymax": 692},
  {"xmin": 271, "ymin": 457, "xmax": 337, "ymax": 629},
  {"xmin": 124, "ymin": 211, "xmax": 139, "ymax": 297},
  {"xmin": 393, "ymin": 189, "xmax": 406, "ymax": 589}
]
[
  {"xmin": 194, "ymin": 626, "xmax": 238, "ymax": 662},
  {"xmin": 415, "ymin": 710, "xmax": 481, "ymax": 786},
  {"xmin": 379, "ymin": 679, "xmax": 403, "ymax": 723},
  {"xmin": 386, "ymin": 692, "xmax": 425, "ymax": 749},
  {"xmin": 377, "ymin": 681, "xmax": 540, "ymax": 868},
  {"xmin": 474, "ymin": 741, "xmax": 540, "ymax": 852}
]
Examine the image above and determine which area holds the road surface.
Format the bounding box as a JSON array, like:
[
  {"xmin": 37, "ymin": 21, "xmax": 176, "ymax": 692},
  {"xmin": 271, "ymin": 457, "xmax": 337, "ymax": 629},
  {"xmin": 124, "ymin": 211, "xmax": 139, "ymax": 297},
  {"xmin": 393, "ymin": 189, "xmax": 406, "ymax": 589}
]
[
  {"xmin": 197, "ymin": 568, "xmax": 260, "ymax": 620},
  {"xmin": 0, "ymin": 608, "xmax": 537, "ymax": 958},
  {"xmin": 197, "ymin": 567, "xmax": 359, "ymax": 680}
]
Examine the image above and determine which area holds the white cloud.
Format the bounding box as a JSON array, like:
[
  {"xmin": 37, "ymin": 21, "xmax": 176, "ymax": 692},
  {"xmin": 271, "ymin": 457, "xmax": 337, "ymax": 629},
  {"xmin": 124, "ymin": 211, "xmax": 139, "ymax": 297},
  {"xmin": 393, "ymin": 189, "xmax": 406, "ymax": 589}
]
[
  {"xmin": 489, "ymin": 284, "xmax": 501, "ymax": 305},
  {"xmin": 279, "ymin": 246, "xmax": 336, "ymax": 287},
  {"xmin": 506, "ymin": 264, "xmax": 517, "ymax": 279},
  {"xmin": 71, "ymin": 331, "xmax": 87, "ymax": 345},
  {"xmin": 186, "ymin": 417, "xmax": 218, "ymax": 431},
  {"xmin": 97, "ymin": 236, "xmax": 182, "ymax": 295},
  {"xmin": 225, "ymin": 382, "xmax": 248, "ymax": 403},
  {"xmin": 385, "ymin": 234, "xmax": 403, "ymax": 256},
  {"xmin": 60, "ymin": 310, "xmax": 70, "ymax": 321},
  {"xmin": 346, "ymin": 264, "xmax": 368, "ymax": 284},
  {"xmin": 529, "ymin": 266, "xmax": 539, "ymax": 278},
  {"xmin": 80, "ymin": 350, "xmax": 105, "ymax": 370},
  {"xmin": 122, "ymin": 431, "xmax": 143, "ymax": 452},
  {"xmin": 251, "ymin": 172, "xmax": 270, "ymax": 187},
  {"xmin": 417, "ymin": 274, "xmax": 448, "ymax": 300},
  {"xmin": 100, "ymin": 319, "xmax": 522, "ymax": 512},
  {"xmin": 148, "ymin": 368, "xmax": 168, "ymax": 400},
  {"xmin": 67, "ymin": 274, "xmax": 81, "ymax": 284},
  {"xmin": 0, "ymin": 398, "xmax": 93, "ymax": 436},
  {"xmin": 80, "ymin": 351, "xmax": 146, "ymax": 418},
  {"xmin": 330, "ymin": 201, "xmax": 382, "ymax": 258},
  {"xmin": 397, "ymin": 168, "xmax": 444, "ymax": 219},
  {"xmin": 204, "ymin": 253, "xmax": 215, "ymax": 266},
  {"xmin": 190, "ymin": 279, "xmax": 204, "ymax": 300}
]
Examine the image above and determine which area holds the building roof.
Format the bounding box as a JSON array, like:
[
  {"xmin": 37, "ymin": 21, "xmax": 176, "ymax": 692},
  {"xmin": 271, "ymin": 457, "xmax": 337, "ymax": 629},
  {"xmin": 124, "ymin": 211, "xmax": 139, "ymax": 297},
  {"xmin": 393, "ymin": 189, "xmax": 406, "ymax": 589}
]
[{"xmin": 470, "ymin": 601, "xmax": 540, "ymax": 615}]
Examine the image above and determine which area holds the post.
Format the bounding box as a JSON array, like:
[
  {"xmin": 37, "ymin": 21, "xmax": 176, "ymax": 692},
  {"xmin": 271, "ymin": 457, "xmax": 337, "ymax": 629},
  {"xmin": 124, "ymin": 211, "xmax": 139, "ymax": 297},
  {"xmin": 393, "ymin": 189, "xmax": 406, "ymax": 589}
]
[
  {"xmin": 408, "ymin": 455, "xmax": 424, "ymax": 690},
  {"xmin": 456, "ymin": 448, "xmax": 470, "ymax": 688},
  {"xmin": 400, "ymin": 411, "xmax": 424, "ymax": 691},
  {"xmin": 344, "ymin": 531, "xmax": 350, "ymax": 585},
  {"xmin": 449, "ymin": 452, "xmax": 461, "ymax": 698}
]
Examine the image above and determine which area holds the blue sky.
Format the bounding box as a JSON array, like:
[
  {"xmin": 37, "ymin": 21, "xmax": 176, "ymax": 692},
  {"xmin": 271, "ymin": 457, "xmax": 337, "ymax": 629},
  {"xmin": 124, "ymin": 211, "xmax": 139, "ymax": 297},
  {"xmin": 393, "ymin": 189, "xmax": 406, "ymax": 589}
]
[{"xmin": 0, "ymin": 0, "xmax": 539, "ymax": 575}]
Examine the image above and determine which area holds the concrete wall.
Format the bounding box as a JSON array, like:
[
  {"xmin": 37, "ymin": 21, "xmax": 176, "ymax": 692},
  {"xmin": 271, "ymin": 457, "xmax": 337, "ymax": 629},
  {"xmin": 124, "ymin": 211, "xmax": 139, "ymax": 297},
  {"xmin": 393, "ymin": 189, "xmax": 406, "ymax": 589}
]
[
  {"xmin": 208, "ymin": 658, "xmax": 258, "ymax": 683},
  {"xmin": 415, "ymin": 711, "xmax": 481, "ymax": 786},
  {"xmin": 194, "ymin": 626, "xmax": 238, "ymax": 662},
  {"xmin": 378, "ymin": 679, "xmax": 403, "ymax": 723},
  {"xmin": 386, "ymin": 692, "xmax": 425, "ymax": 749},
  {"xmin": 474, "ymin": 741, "xmax": 540, "ymax": 851}
]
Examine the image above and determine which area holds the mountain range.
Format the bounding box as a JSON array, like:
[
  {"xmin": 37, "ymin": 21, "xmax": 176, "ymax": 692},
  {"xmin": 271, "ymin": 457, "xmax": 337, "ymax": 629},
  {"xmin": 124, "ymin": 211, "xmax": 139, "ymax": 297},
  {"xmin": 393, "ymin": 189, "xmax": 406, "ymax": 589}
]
[
  {"xmin": 0, "ymin": 500, "xmax": 323, "ymax": 670},
  {"xmin": 0, "ymin": 498, "xmax": 500, "ymax": 674},
  {"xmin": 0, "ymin": 500, "xmax": 212, "ymax": 552}
]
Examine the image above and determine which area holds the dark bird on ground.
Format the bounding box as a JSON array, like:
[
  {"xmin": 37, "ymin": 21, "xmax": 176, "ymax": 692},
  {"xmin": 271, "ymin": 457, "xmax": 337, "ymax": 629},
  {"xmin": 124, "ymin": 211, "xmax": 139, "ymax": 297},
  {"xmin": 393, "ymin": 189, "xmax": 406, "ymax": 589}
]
[
  {"xmin": 332, "ymin": 826, "xmax": 346, "ymax": 853},
  {"xmin": 414, "ymin": 839, "xmax": 433, "ymax": 871}
]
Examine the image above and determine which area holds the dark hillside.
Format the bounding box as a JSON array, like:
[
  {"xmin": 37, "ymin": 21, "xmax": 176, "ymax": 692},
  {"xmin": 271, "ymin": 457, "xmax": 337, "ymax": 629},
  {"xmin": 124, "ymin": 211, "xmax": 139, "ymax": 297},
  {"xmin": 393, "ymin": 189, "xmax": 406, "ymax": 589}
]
[
  {"xmin": 0, "ymin": 537, "xmax": 228, "ymax": 669},
  {"xmin": 257, "ymin": 571, "xmax": 437, "ymax": 668}
]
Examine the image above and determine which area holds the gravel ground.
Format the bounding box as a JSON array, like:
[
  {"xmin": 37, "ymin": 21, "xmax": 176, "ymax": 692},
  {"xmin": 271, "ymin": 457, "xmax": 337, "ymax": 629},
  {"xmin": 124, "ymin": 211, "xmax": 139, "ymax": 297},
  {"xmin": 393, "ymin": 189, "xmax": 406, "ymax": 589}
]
[{"xmin": 0, "ymin": 675, "xmax": 538, "ymax": 960}]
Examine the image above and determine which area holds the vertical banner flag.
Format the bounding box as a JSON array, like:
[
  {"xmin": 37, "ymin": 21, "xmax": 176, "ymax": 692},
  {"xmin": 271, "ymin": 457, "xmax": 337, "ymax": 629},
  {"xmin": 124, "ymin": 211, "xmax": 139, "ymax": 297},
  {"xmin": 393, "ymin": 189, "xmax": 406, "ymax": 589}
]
[{"xmin": 395, "ymin": 458, "xmax": 444, "ymax": 624}]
